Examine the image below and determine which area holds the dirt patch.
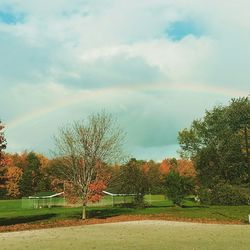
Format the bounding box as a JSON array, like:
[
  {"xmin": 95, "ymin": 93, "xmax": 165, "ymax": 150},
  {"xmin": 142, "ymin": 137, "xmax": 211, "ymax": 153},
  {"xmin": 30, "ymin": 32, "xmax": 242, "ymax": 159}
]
[{"xmin": 0, "ymin": 214, "xmax": 245, "ymax": 233}]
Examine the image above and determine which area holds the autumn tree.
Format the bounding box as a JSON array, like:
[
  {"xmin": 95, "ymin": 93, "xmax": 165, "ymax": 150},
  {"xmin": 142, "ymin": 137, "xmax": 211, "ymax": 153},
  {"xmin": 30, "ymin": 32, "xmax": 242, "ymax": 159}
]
[
  {"xmin": 0, "ymin": 120, "xmax": 7, "ymax": 198},
  {"xmin": 159, "ymin": 159, "xmax": 171, "ymax": 176},
  {"xmin": 46, "ymin": 158, "xmax": 65, "ymax": 193},
  {"xmin": 11, "ymin": 152, "xmax": 28, "ymax": 170},
  {"xmin": 53, "ymin": 112, "xmax": 125, "ymax": 219},
  {"xmin": 176, "ymin": 159, "xmax": 196, "ymax": 178},
  {"xmin": 5, "ymin": 155, "xmax": 23, "ymax": 198}
]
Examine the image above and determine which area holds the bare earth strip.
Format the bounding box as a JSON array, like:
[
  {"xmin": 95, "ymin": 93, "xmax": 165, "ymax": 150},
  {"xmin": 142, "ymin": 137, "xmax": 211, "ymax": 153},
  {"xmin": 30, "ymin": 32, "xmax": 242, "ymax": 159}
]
[{"xmin": 0, "ymin": 220, "xmax": 249, "ymax": 250}]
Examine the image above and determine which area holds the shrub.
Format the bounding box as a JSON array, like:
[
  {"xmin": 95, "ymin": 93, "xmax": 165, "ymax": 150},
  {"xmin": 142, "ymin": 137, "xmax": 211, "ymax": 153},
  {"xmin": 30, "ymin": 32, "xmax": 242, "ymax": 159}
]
[
  {"xmin": 212, "ymin": 184, "xmax": 249, "ymax": 205},
  {"xmin": 165, "ymin": 171, "xmax": 195, "ymax": 206},
  {"xmin": 197, "ymin": 187, "xmax": 212, "ymax": 205},
  {"xmin": 198, "ymin": 183, "xmax": 249, "ymax": 205}
]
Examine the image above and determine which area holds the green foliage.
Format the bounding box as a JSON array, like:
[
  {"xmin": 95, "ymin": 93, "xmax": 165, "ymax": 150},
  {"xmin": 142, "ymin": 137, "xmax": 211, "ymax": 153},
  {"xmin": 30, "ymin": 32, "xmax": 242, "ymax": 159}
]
[
  {"xmin": 197, "ymin": 187, "xmax": 212, "ymax": 205},
  {"xmin": 165, "ymin": 171, "xmax": 195, "ymax": 207},
  {"xmin": 178, "ymin": 97, "xmax": 250, "ymax": 187},
  {"xmin": 37, "ymin": 177, "xmax": 50, "ymax": 192},
  {"xmin": 144, "ymin": 160, "xmax": 165, "ymax": 194},
  {"xmin": 20, "ymin": 152, "xmax": 42, "ymax": 196},
  {"xmin": 199, "ymin": 184, "xmax": 250, "ymax": 206},
  {"xmin": 115, "ymin": 158, "xmax": 150, "ymax": 206},
  {"xmin": 109, "ymin": 160, "xmax": 165, "ymax": 196}
]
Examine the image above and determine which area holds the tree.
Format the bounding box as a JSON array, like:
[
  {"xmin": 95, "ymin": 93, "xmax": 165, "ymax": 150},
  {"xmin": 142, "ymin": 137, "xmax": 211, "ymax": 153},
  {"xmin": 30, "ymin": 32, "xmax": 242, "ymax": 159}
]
[
  {"xmin": 46, "ymin": 158, "xmax": 66, "ymax": 193},
  {"xmin": 178, "ymin": 97, "xmax": 249, "ymax": 187},
  {"xmin": 143, "ymin": 160, "xmax": 164, "ymax": 194},
  {"xmin": 165, "ymin": 171, "xmax": 195, "ymax": 207},
  {"xmin": 116, "ymin": 158, "xmax": 150, "ymax": 206},
  {"xmin": 20, "ymin": 152, "xmax": 42, "ymax": 196},
  {"xmin": 176, "ymin": 159, "xmax": 196, "ymax": 178},
  {"xmin": 227, "ymin": 97, "xmax": 250, "ymax": 182},
  {"xmin": 53, "ymin": 112, "xmax": 125, "ymax": 219},
  {"xmin": 159, "ymin": 159, "xmax": 171, "ymax": 176},
  {"xmin": 5, "ymin": 163, "xmax": 23, "ymax": 198},
  {"xmin": 0, "ymin": 120, "xmax": 7, "ymax": 197}
]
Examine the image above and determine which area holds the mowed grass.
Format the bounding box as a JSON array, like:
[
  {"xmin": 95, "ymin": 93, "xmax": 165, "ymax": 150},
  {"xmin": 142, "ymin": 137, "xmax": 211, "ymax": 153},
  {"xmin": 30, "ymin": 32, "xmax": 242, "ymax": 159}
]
[
  {"xmin": 0, "ymin": 195, "xmax": 250, "ymax": 227},
  {"xmin": 1, "ymin": 221, "xmax": 250, "ymax": 250}
]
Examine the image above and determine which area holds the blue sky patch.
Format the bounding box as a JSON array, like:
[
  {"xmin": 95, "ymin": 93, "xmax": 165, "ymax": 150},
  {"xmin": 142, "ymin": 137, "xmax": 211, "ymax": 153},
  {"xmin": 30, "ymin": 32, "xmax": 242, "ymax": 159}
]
[
  {"xmin": 167, "ymin": 19, "xmax": 203, "ymax": 41},
  {"xmin": 0, "ymin": 10, "xmax": 25, "ymax": 24}
]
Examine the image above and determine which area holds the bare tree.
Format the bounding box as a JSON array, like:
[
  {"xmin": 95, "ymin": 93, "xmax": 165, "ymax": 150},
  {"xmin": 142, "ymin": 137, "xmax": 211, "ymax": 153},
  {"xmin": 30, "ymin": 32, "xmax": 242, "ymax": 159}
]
[{"xmin": 53, "ymin": 112, "xmax": 125, "ymax": 219}]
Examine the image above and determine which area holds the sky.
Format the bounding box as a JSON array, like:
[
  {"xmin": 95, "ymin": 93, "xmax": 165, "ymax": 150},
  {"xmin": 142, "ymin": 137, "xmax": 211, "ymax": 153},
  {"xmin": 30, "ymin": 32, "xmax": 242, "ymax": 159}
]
[{"xmin": 0, "ymin": 0, "xmax": 249, "ymax": 161}]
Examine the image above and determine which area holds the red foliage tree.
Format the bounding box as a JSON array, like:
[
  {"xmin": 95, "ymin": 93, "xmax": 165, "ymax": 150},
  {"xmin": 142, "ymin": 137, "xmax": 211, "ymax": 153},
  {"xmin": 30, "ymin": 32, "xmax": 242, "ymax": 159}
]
[{"xmin": 5, "ymin": 155, "xmax": 23, "ymax": 198}]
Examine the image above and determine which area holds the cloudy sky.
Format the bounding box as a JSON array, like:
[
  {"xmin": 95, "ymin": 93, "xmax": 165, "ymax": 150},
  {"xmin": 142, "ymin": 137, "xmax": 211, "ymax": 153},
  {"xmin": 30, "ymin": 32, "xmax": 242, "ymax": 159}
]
[{"xmin": 0, "ymin": 0, "xmax": 249, "ymax": 160}]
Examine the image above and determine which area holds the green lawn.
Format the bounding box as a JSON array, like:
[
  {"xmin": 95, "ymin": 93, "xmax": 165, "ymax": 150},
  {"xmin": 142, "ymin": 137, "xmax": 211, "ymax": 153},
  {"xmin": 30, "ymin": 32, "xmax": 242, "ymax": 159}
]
[{"xmin": 0, "ymin": 195, "xmax": 249, "ymax": 227}]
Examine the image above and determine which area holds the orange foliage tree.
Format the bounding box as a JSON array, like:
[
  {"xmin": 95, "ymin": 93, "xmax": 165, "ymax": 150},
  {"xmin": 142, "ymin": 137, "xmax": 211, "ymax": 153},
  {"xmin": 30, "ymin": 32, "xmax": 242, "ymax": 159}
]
[
  {"xmin": 159, "ymin": 159, "xmax": 171, "ymax": 176},
  {"xmin": 176, "ymin": 159, "xmax": 196, "ymax": 178},
  {"xmin": 5, "ymin": 156, "xmax": 23, "ymax": 198},
  {"xmin": 160, "ymin": 158, "xmax": 196, "ymax": 178}
]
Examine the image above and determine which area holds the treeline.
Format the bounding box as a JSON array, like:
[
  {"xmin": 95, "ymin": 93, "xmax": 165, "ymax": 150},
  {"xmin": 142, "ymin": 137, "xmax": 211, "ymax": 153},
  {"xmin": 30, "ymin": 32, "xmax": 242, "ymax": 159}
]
[
  {"xmin": 108, "ymin": 158, "xmax": 197, "ymax": 206},
  {"xmin": 0, "ymin": 150, "xmax": 195, "ymax": 200},
  {"xmin": 0, "ymin": 152, "xmax": 63, "ymax": 198}
]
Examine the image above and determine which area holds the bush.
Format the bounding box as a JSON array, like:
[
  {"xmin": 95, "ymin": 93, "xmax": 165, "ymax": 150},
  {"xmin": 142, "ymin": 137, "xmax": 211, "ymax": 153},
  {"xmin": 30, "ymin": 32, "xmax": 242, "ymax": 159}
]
[
  {"xmin": 198, "ymin": 183, "xmax": 250, "ymax": 205},
  {"xmin": 197, "ymin": 187, "xmax": 212, "ymax": 205},
  {"xmin": 165, "ymin": 171, "xmax": 195, "ymax": 207}
]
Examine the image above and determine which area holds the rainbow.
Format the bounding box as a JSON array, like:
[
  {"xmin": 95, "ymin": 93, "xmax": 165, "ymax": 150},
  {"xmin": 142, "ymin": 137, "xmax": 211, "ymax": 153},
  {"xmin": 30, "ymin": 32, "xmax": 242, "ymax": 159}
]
[{"xmin": 7, "ymin": 82, "xmax": 247, "ymax": 131}]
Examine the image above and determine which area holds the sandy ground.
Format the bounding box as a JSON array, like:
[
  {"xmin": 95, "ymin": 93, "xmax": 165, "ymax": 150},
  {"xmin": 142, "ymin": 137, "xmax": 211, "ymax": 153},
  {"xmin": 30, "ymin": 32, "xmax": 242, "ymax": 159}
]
[{"xmin": 0, "ymin": 220, "xmax": 249, "ymax": 250}]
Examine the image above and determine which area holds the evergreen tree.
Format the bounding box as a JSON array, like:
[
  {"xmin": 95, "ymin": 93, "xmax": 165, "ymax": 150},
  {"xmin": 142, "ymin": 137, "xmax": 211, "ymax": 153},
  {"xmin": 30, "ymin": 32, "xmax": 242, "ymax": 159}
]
[{"xmin": 20, "ymin": 152, "xmax": 42, "ymax": 196}]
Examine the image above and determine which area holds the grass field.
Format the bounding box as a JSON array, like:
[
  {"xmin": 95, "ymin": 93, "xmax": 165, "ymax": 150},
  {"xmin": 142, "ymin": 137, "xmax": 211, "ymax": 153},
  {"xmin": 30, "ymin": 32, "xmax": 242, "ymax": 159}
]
[
  {"xmin": 0, "ymin": 195, "xmax": 249, "ymax": 227},
  {"xmin": 1, "ymin": 220, "xmax": 250, "ymax": 250}
]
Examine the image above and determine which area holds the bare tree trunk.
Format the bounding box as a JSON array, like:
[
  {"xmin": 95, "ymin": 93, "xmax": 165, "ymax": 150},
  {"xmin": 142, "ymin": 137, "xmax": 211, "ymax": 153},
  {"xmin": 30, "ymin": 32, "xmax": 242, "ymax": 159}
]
[{"xmin": 82, "ymin": 201, "xmax": 87, "ymax": 220}]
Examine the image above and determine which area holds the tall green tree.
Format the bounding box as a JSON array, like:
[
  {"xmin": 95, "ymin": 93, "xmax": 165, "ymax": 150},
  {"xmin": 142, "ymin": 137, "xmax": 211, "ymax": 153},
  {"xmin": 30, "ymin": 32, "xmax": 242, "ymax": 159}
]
[
  {"xmin": 20, "ymin": 152, "xmax": 42, "ymax": 196},
  {"xmin": 165, "ymin": 171, "xmax": 195, "ymax": 207},
  {"xmin": 227, "ymin": 97, "xmax": 250, "ymax": 167},
  {"xmin": 178, "ymin": 97, "xmax": 249, "ymax": 187}
]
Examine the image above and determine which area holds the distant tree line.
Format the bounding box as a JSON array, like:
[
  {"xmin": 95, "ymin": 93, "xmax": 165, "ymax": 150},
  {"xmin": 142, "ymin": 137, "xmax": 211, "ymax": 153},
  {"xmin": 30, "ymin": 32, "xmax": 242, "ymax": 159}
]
[{"xmin": 0, "ymin": 149, "xmax": 195, "ymax": 200}]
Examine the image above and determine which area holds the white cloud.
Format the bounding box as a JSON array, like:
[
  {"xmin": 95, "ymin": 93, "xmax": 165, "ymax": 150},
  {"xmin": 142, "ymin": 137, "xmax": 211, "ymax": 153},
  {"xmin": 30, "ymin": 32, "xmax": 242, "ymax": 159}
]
[{"xmin": 0, "ymin": 0, "xmax": 249, "ymax": 159}]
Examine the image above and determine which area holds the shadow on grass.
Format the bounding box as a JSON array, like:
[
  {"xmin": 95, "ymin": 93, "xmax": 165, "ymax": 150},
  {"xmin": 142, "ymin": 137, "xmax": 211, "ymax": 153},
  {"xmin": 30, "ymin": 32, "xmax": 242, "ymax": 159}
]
[
  {"xmin": 0, "ymin": 214, "xmax": 57, "ymax": 226},
  {"xmin": 145, "ymin": 205, "xmax": 173, "ymax": 208},
  {"xmin": 88, "ymin": 208, "xmax": 132, "ymax": 219},
  {"xmin": 181, "ymin": 205, "xmax": 209, "ymax": 209}
]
